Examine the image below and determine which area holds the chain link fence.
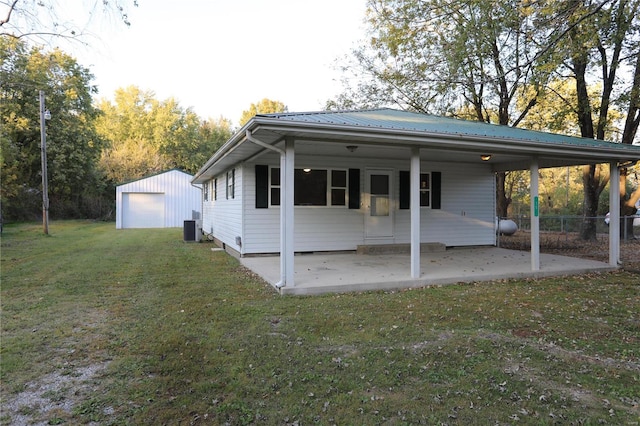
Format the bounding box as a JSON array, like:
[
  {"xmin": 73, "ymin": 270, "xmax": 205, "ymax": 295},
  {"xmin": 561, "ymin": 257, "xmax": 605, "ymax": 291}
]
[
  {"xmin": 503, "ymin": 215, "xmax": 638, "ymax": 240},
  {"xmin": 496, "ymin": 215, "xmax": 639, "ymax": 269}
]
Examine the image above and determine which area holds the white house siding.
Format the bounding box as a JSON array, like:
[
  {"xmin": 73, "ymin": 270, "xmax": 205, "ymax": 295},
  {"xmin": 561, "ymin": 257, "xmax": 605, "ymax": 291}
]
[
  {"xmin": 242, "ymin": 154, "xmax": 366, "ymax": 254},
  {"xmin": 203, "ymin": 167, "xmax": 243, "ymax": 252},
  {"xmin": 116, "ymin": 169, "xmax": 201, "ymax": 229},
  {"xmin": 395, "ymin": 162, "xmax": 496, "ymax": 246},
  {"xmin": 202, "ymin": 183, "xmax": 216, "ymax": 236},
  {"xmin": 236, "ymin": 155, "xmax": 496, "ymax": 255}
]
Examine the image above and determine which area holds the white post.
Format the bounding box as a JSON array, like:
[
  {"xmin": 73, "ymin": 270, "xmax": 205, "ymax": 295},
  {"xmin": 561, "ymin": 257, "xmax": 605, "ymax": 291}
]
[
  {"xmin": 39, "ymin": 90, "xmax": 49, "ymax": 235},
  {"xmin": 530, "ymin": 158, "xmax": 540, "ymax": 271},
  {"xmin": 609, "ymin": 162, "xmax": 620, "ymax": 266},
  {"xmin": 410, "ymin": 148, "xmax": 421, "ymax": 278},
  {"xmin": 284, "ymin": 137, "xmax": 295, "ymax": 286},
  {"xmin": 278, "ymin": 153, "xmax": 287, "ymax": 287}
]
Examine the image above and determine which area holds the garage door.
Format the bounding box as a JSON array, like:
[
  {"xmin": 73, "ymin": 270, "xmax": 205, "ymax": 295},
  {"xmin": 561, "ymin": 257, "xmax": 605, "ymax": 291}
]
[{"xmin": 122, "ymin": 193, "xmax": 165, "ymax": 228}]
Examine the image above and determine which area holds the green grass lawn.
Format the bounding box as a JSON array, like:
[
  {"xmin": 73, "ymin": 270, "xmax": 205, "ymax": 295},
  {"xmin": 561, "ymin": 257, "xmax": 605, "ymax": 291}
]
[{"xmin": 1, "ymin": 221, "xmax": 639, "ymax": 425}]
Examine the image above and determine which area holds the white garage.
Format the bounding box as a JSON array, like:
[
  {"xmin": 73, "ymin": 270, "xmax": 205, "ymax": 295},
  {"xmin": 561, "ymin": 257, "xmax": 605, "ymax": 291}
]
[{"xmin": 116, "ymin": 169, "xmax": 201, "ymax": 229}]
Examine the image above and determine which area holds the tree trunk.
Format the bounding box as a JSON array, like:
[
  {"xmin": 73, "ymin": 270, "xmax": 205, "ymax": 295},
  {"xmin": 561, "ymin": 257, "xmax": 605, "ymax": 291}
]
[
  {"xmin": 572, "ymin": 48, "xmax": 600, "ymax": 241},
  {"xmin": 619, "ymin": 50, "xmax": 640, "ymax": 240},
  {"xmin": 495, "ymin": 172, "xmax": 510, "ymax": 218},
  {"xmin": 579, "ymin": 165, "xmax": 599, "ymax": 241},
  {"xmin": 621, "ymin": 182, "xmax": 640, "ymax": 240}
]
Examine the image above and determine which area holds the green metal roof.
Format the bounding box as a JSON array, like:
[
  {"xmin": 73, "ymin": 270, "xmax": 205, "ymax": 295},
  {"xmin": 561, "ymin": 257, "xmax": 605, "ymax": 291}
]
[
  {"xmin": 192, "ymin": 108, "xmax": 640, "ymax": 183},
  {"xmin": 258, "ymin": 108, "xmax": 637, "ymax": 151}
]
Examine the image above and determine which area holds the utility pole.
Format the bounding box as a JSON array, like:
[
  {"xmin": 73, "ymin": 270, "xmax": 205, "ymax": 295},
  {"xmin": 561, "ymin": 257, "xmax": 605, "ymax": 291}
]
[{"xmin": 39, "ymin": 90, "xmax": 51, "ymax": 235}]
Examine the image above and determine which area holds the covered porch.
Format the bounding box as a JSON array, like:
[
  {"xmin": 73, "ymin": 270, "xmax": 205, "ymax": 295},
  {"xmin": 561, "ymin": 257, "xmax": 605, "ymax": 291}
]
[
  {"xmin": 240, "ymin": 111, "xmax": 634, "ymax": 291},
  {"xmin": 192, "ymin": 109, "xmax": 640, "ymax": 294},
  {"xmin": 240, "ymin": 247, "xmax": 617, "ymax": 295}
]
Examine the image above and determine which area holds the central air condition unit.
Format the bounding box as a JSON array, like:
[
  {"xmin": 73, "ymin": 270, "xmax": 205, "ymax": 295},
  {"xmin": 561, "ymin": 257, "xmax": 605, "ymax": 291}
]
[{"xmin": 183, "ymin": 219, "xmax": 202, "ymax": 242}]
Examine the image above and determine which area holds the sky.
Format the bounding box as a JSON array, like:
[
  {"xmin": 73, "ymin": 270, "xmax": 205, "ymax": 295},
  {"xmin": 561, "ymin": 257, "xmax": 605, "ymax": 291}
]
[{"xmin": 61, "ymin": 0, "xmax": 368, "ymax": 126}]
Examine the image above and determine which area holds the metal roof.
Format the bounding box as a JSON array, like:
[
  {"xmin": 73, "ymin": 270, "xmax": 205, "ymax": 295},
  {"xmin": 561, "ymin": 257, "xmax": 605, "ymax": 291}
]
[
  {"xmin": 261, "ymin": 109, "xmax": 634, "ymax": 150},
  {"xmin": 116, "ymin": 168, "xmax": 194, "ymax": 187},
  {"xmin": 192, "ymin": 108, "xmax": 640, "ymax": 183}
]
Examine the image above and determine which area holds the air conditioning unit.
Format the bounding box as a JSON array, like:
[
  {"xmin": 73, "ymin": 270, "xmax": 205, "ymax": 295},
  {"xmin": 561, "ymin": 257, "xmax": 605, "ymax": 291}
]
[{"xmin": 183, "ymin": 220, "xmax": 202, "ymax": 242}]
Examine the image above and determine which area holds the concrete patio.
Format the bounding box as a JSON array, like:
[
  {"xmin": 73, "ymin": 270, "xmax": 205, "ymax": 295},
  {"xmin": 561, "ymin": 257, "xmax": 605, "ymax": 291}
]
[{"xmin": 239, "ymin": 247, "xmax": 618, "ymax": 295}]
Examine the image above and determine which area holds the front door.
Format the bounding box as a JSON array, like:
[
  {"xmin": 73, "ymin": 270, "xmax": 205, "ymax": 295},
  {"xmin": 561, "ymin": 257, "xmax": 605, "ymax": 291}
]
[{"xmin": 365, "ymin": 170, "xmax": 394, "ymax": 238}]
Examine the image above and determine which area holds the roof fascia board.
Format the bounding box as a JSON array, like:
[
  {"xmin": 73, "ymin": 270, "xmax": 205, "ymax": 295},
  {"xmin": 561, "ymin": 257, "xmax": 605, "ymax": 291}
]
[
  {"xmin": 192, "ymin": 119, "xmax": 285, "ymax": 183},
  {"xmin": 254, "ymin": 117, "xmax": 637, "ymax": 150},
  {"xmin": 192, "ymin": 131, "xmax": 248, "ymax": 183}
]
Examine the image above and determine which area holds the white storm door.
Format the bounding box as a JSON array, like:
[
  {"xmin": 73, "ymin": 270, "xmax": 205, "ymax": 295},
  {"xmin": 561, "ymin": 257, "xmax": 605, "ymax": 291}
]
[{"xmin": 365, "ymin": 170, "xmax": 394, "ymax": 238}]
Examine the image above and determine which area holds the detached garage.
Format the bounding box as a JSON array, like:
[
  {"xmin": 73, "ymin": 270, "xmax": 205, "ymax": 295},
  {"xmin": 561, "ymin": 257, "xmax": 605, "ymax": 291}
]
[{"xmin": 116, "ymin": 169, "xmax": 201, "ymax": 229}]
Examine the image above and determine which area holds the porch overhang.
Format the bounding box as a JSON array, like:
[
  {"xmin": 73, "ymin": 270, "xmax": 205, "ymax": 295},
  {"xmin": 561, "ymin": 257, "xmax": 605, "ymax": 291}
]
[{"xmin": 192, "ymin": 110, "xmax": 640, "ymax": 183}]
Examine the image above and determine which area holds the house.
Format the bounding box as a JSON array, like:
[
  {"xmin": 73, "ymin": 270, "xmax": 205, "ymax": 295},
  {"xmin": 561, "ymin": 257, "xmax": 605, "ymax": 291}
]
[
  {"xmin": 192, "ymin": 109, "xmax": 640, "ymax": 291},
  {"xmin": 116, "ymin": 169, "xmax": 201, "ymax": 229}
]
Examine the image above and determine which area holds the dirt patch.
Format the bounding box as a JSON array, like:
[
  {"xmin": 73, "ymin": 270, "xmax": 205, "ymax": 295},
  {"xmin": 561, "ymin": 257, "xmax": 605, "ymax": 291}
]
[
  {"xmin": 487, "ymin": 333, "xmax": 640, "ymax": 418},
  {"xmin": 1, "ymin": 308, "xmax": 114, "ymax": 425},
  {"xmin": 2, "ymin": 361, "xmax": 111, "ymax": 425}
]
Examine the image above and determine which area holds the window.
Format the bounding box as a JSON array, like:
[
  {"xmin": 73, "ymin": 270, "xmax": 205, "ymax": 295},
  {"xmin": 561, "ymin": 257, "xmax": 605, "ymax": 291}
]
[
  {"xmin": 203, "ymin": 181, "xmax": 209, "ymax": 201},
  {"xmin": 226, "ymin": 169, "xmax": 235, "ymax": 199},
  {"xmin": 419, "ymin": 173, "xmax": 430, "ymax": 207},
  {"xmin": 399, "ymin": 171, "xmax": 441, "ymax": 209},
  {"xmin": 370, "ymin": 173, "xmax": 390, "ymax": 216},
  {"xmin": 269, "ymin": 167, "xmax": 347, "ymax": 206},
  {"xmin": 214, "ymin": 178, "xmax": 217, "ymax": 200},
  {"xmin": 294, "ymin": 169, "xmax": 327, "ymax": 206},
  {"xmin": 331, "ymin": 170, "xmax": 347, "ymax": 206},
  {"xmin": 270, "ymin": 167, "xmax": 280, "ymax": 206}
]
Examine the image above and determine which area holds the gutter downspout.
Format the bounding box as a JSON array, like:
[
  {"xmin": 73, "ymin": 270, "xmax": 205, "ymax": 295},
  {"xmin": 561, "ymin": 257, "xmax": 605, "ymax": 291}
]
[
  {"xmin": 190, "ymin": 182, "xmax": 203, "ymax": 221},
  {"xmin": 245, "ymin": 130, "xmax": 287, "ymax": 288}
]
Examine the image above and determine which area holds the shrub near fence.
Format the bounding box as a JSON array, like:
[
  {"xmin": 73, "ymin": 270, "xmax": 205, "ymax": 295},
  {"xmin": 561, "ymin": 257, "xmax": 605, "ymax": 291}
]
[{"xmin": 497, "ymin": 215, "xmax": 640, "ymax": 268}]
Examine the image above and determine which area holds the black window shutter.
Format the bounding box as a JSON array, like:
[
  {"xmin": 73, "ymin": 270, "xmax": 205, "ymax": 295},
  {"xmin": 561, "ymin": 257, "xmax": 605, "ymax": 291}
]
[
  {"xmin": 399, "ymin": 170, "xmax": 410, "ymax": 209},
  {"xmin": 255, "ymin": 165, "xmax": 268, "ymax": 208},
  {"xmin": 432, "ymin": 171, "xmax": 441, "ymax": 209},
  {"xmin": 348, "ymin": 168, "xmax": 360, "ymax": 209}
]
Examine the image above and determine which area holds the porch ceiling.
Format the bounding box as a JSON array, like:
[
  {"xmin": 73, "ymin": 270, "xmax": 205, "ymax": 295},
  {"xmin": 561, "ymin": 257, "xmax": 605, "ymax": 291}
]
[{"xmin": 285, "ymin": 138, "xmax": 556, "ymax": 169}]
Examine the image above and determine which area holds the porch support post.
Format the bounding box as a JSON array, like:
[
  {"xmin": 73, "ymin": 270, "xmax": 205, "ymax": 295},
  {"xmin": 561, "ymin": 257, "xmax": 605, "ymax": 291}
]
[
  {"xmin": 278, "ymin": 137, "xmax": 295, "ymax": 288},
  {"xmin": 608, "ymin": 161, "xmax": 620, "ymax": 266},
  {"xmin": 410, "ymin": 147, "xmax": 421, "ymax": 278},
  {"xmin": 530, "ymin": 157, "xmax": 540, "ymax": 271},
  {"xmin": 278, "ymin": 153, "xmax": 286, "ymax": 286}
]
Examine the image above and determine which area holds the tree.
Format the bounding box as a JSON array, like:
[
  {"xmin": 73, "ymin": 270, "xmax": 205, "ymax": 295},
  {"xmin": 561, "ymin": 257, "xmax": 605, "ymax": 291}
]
[
  {"xmin": 330, "ymin": 0, "xmax": 553, "ymax": 217},
  {"xmin": 159, "ymin": 112, "xmax": 233, "ymax": 173},
  {"xmin": 199, "ymin": 116, "xmax": 233, "ymax": 158},
  {"xmin": 239, "ymin": 98, "xmax": 287, "ymax": 127},
  {"xmin": 1, "ymin": 0, "xmax": 136, "ymax": 42},
  {"xmin": 334, "ymin": 0, "xmax": 640, "ymax": 237},
  {"xmin": 96, "ymin": 86, "xmax": 164, "ymax": 183},
  {"xmin": 539, "ymin": 0, "xmax": 640, "ymax": 240},
  {"xmin": 1, "ymin": 37, "xmax": 108, "ymax": 220},
  {"xmin": 518, "ymin": 78, "xmax": 632, "ymax": 219},
  {"xmin": 96, "ymin": 86, "xmax": 233, "ymax": 183}
]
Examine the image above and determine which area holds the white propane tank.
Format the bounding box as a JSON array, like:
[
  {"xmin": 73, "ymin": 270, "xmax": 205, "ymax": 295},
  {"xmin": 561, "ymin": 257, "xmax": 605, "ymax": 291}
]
[{"xmin": 497, "ymin": 219, "xmax": 518, "ymax": 236}]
